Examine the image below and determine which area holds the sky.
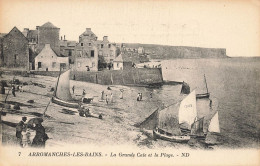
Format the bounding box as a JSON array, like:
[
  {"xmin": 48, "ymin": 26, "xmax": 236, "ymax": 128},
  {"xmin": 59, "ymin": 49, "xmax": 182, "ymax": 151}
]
[{"xmin": 0, "ymin": 0, "xmax": 259, "ymax": 57}]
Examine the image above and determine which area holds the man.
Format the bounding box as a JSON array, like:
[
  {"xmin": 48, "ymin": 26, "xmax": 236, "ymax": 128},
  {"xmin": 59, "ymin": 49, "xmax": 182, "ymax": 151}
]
[
  {"xmin": 12, "ymin": 85, "xmax": 16, "ymax": 97},
  {"xmin": 72, "ymin": 86, "xmax": 75, "ymax": 94},
  {"xmin": 16, "ymin": 117, "xmax": 27, "ymax": 147}
]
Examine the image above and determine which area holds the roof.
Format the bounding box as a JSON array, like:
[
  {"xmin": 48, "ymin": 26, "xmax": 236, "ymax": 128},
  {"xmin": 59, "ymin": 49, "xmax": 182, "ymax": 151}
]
[
  {"xmin": 114, "ymin": 54, "xmax": 132, "ymax": 62},
  {"xmin": 0, "ymin": 33, "xmax": 7, "ymax": 38},
  {"xmin": 60, "ymin": 40, "xmax": 77, "ymax": 47},
  {"xmin": 40, "ymin": 22, "xmax": 58, "ymax": 28},
  {"xmin": 5, "ymin": 27, "xmax": 29, "ymax": 42}
]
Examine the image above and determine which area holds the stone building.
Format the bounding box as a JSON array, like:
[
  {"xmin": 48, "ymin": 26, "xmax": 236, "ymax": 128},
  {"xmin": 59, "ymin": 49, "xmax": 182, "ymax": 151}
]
[
  {"xmin": 113, "ymin": 54, "xmax": 133, "ymax": 70},
  {"xmin": 97, "ymin": 36, "xmax": 117, "ymax": 64},
  {"xmin": 35, "ymin": 44, "xmax": 68, "ymax": 71},
  {"xmin": 59, "ymin": 37, "xmax": 77, "ymax": 65},
  {"xmin": 1, "ymin": 27, "xmax": 30, "ymax": 70},
  {"xmin": 73, "ymin": 28, "xmax": 98, "ymax": 71}
]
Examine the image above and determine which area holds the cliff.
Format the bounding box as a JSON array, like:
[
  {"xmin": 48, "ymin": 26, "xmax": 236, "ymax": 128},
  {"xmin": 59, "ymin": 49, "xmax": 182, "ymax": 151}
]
[{"xmin": 122, "ymin": 43, "xmax": 227, "ymax": 59}]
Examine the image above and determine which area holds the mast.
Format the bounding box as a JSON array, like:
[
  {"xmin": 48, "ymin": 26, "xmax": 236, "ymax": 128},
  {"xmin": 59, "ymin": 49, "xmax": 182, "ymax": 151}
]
[
  {"xmin": 54, "ymin": 67, "xmax": 62, "ymax": 97},
  {"xmin": 204, "ymin": 74, "xmax": 208, "ymax": 93}
]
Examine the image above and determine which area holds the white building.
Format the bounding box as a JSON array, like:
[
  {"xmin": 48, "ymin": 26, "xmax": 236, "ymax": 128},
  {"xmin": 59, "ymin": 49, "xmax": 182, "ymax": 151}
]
[{"xmin": 35, "ymin": 44, "xmax": 69, "ymax": 71}]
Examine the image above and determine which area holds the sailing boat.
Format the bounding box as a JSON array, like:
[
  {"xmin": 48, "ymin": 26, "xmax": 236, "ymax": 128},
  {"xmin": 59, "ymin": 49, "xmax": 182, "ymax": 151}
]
[
  {"xmin": 205, "ymin": 111, "xmax": 221, "ymax": 145},
  {"xmin": 51, "ymin": 70, "xmax": 79, "ymax": 108},
  {"xmin": 190, "ymin": 117, "xmax": 205, "ymax": 139},
  {"xmin": 196, "ymin": 74, "xmax": 210, "ymax": 99},
  {"xmin": 153, "ymin": 90, "xmax": 197, "ymax": 143}
]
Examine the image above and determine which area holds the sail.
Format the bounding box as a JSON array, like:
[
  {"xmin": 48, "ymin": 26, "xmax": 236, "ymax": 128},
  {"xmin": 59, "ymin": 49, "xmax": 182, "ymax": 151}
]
[
  {"xmin": 180, "ymin": 82, "xmax": 190, "ymax": 94},
  {"xmin": 179, "ymin": 90, "xmax": 197, "ymax": 130},
  {"xmin": 191, "ymin": 117, "xmax": 204, "ymax": 136},
  {"xmin": 158, "ymin": 104, "xmax": 181, "ymax": 135},
  {"xmin": 55, "ymin": 70, "xmax": 73, "ymax": 101},
  {"xmin": 136, "ymin": 109, "xmax": 159, "ymax": 130},
  {"xmin": 208, "ymin": 111, "xmax": 220, "ymax": 133}
]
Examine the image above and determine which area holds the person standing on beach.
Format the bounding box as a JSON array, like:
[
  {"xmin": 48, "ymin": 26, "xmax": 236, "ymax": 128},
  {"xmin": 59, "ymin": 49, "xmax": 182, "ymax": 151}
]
[
  {"xmin": 72, "ymin": 86, "xmax": 75, "ymax": 94},
  {"xmin": 16, "ymin": 117, "xmax": 27, "ymax": 147},
  {"xmin": 110, "ymin": 93, "xmax": 113, "ymax": 103},
  {"xmin": 12, "ymin": 85, "xmax": 16, "ymax": 97},
  {"xmin": 19, "ymin": 85, "xmax": 23, "ymax": 92},
  {"xmin": 120, "ymin": 89, "xmax": 124, "ymax": 99},
  {"xmin": 150, "ymin": 92, "xmax": 153, "ymax": 98},
  {"xmin": 137, "ymin": 93, "xmax": 140, "ymax": 101},
  {"xmin": 101, "ymin": 91, "xmax": 104, "ymax": 100},
  {"xmin": 105, "ymin": 95, "xmax": 108, "ymax": 104}
]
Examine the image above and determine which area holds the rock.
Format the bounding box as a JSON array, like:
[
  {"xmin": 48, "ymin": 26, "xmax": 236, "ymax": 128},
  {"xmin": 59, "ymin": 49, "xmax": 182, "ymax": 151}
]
[
  {"xmin": 13, "ymin": 103, "xmax": 20, "ymax": 110},
  {"xmin": 27, "ymin": 100, "xmax": 34, "ymax": 103}
]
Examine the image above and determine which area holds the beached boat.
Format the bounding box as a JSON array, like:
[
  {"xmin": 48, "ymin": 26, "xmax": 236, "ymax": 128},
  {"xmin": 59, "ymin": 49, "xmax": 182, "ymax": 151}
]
[
  {"xmin": 153, "ymin": 90, "xmax": 197, "ymax": 143},
  {"xmin": 52, "ymin": 70, "xmax": 79, "ymax": 108},
  {"xmin": 205, "ymin": 111, "xmax": 221, "ymax": 145},
  {"xmin": 196, "ymin": 74, "xmax": 210, "ymax": 99},
  {"xmin": 190, "ymin": 117, "xmax": 206, "ymax": 140}
]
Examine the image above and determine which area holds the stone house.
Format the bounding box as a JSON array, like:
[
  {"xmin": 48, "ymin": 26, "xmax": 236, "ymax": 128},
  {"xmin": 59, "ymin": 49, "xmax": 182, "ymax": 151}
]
[
  {"xmin": 59, "ymin": 37, "xmax": 77, "ymax": 65},
  {"xmin": 35, "ymin": 44, "xmax": 68, "ymax": 71},
  {"xmin": 1, "ymin": 27, "xmax": 30, "ymax": 70},
  {"xmin": 97, "ymin": 36, "xmax": 117, "ymax": 64},
  {"xmin": 73, "ymin": 28, "xmax": 98, "ymax": 71},
  {"xmin": 113, "ymin": 53, "xmax": 133, "ymax": 70}
]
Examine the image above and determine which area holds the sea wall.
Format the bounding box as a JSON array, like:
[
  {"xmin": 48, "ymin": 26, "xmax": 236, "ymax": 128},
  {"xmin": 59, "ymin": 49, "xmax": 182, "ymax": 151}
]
[{"xmin": 13, "ymin": 68, "xmax": 164, "ymax": 86}]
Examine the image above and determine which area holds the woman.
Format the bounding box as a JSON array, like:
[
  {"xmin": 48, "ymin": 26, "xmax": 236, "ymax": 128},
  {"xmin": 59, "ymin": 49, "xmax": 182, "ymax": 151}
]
[{"xmin": 32, "ymin": 120, "xmax": 48, "ymax": 148}]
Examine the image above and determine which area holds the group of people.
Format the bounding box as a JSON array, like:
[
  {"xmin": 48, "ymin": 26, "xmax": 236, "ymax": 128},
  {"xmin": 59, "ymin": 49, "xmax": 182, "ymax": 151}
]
[
  {"xmin": 16, "ymin": 116, "xmax": 48, "ymax": 148},
  {"xmin": 11, "ymin": 85, "xmax": 24, "ymax": 97}
]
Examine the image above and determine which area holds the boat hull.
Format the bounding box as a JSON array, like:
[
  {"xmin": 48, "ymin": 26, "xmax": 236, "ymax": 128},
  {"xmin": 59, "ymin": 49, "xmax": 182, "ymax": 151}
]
[
  {"xmin": 52, "ymin": 96, "xmax": 79, "ymax": 108},
  {"xmin": 196, "ymin": 93, "xmax": 210, "ymax": 99},
  {"xmin": 153, "ymin": 129, "xmax": 190, "ymax": 143}
]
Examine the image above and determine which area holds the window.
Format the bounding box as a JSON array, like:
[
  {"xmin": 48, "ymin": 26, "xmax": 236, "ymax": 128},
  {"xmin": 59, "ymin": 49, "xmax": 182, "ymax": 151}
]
[
  {"xmin": 52, "ymin": 62, "xmax": 56, "ymax": 68},
  {"xmin": 101, "ymin": 44, "xmax": 103, "ymax": 48},
  {"xmin": 108, "ymin": 44, "xmax": 111, "ymax": 48},
  {"xmin": 60, "ymin": 63, "xmax": 66, "ymax": 70},
  {"xmin": 38, "ymin": 62, "xmax": 42, "ymax": 68},
  {"xmin": 52, "ymin": 56, "xmax": 53, "ymax": 58},
  {"xmin": 117, "ymin": 63, "xmax": 119, "ymax": 68},
  {"xmin": 91, "ymin": 50, "xmax": 94, "ymax": 57},
  {"xmin": 81, "ymin": 43, "xmax": 83, "ymax": 46},
  {"xmin": 69, "ymin": 50, "xmax": 72, "ymax": 56},
  {"xmin": 89, "ymin": 43, "xmax": 91, "ymax": 46}
]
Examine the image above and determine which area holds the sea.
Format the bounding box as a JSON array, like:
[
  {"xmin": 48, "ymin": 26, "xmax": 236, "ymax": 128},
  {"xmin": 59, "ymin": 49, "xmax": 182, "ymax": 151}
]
[{"xmin": 145, "ymin": 57, "xmax": 260, "ymax": 148}]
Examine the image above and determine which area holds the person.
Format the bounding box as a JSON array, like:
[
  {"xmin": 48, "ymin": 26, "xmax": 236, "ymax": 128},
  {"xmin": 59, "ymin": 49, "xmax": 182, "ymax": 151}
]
[
  {"xmin": 72, "ymin": 86, "xmax": 75, "ymax": 94},
  {"xmin": 110, "ymin": 93, "xmax": 113, "ymax": 103},
  {"xmin": 120, "ymin": 89, "xmax": 124, "ymax": 99},
  {"xmin": 78, "ymin": 104, "xmax": 85, "ymax": 117},
  {"xmin": 150, "ymin": 92, "xmax": 153, "ymax": 98},
  {"xmin": 12, "ymin": 85, "xmax": 16, "ymax": 97},
  {"xmin": 82, "ymin": 89, "xmax": 86, "ymax": 96},
  {"xmin": 209, "ymin": 99, "xmax": 212, "ymax": 109},
  {"xmin": 32, "ymin": 120, "xmax": 48, "ymax": 148},
  {"xmin": 101, "ymin": 91, "xmax": 104, "ymax": 100},
  {"xmin": 16, "ymin": 117, "xmax": 27, "ymax": 147},
  {"xmin": 19, "ymin": 85, "xmax": 23, "ymax": 92},
  {"xmin": 84, "ymin": 107, "xmax": 91, "ymax": 117},
  {"xmin": 137, "ymin": 93, "xmax": 140, "ymax": 101},
  {"xmin": 140, "ymin": 93, "xmax": 142, "ymax": 100},
  {"xmin": 105, "ymin": 95, "xmax": 108, "ymax": 104}
]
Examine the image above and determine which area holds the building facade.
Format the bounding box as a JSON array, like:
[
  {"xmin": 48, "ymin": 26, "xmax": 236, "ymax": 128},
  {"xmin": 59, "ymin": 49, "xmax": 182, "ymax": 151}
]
[
  {"xmin": 35, "ymin": 44, "xmax": 68, "ymax": 71},
  {"xmin": 73, "ymin": 28, "xmax": 98, "ymax": 71},
  {"xmin": 1, "ymin": 27, "xmax": 29, "ymax": 70},
  {"xmin": 113, "ymin": 54, "xmax": 133, "ymax": 70}
]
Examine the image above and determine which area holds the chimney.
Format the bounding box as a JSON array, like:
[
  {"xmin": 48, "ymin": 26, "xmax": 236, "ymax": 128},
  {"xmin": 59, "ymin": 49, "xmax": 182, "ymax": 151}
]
[
  {"xmin": 103, "ymin": 36, "xmax": 108, "ymax": 41},
  {"xmin": 64, "ymin": 35, "xmax": 66, "ymax": 40},
  {"xmin": 61, "ymin": 36, "xmax": 63, "ymax": 40},
  {"xmin": 86, "ymin": 28, "xmax": 91, "ymax": 31},
  {"xmin": 36, "ymin": 26, "xmax": 39, "ymax": 30}
]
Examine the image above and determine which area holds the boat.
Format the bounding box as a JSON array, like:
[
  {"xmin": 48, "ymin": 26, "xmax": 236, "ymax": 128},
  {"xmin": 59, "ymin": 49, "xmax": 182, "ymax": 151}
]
[
  {"xmin": 190, "ymin": 117, "xmax": 206, "ymax": 140},
  {"xmin": 205, "ymin": 111, "xmax": 221, "ymax": 145},
  {"xmin": 52, "ymin": 70, "xmax": 80, "ymax": 108},
  {"xmin": 196, "ymin": 74, "xmax": 210, "ymax": 99},
  {"xmin": 153, "ymin": 90, "xmax": 197, "ymax": 143}
]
